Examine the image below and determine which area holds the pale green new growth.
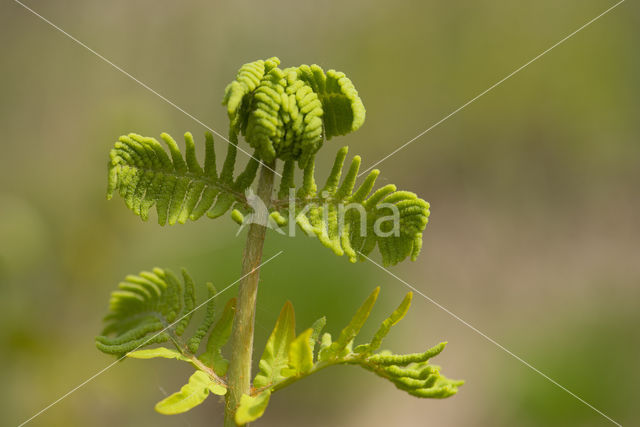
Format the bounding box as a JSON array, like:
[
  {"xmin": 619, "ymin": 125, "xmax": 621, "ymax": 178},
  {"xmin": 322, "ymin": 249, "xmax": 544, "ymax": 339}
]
[
  {"xmin": 96, "ymin": 268, "xmax": 214, "ymax": 356},
  {"xmin": 223, "ymin": 57, "xmax": 365, "ymax": 168},
  {"xmin": 98, "ymin": 57, "xmax": 461, "ymax": 426},
  {"xmin": 272, "ymin": 147, "xmax": 430, "ymax": 266},
  {"xmin": 155, "ymin": 371, "xmax": 226, "ymax": 415},
  {"xmin": 236, "ymin": 390, "xmax": 271, "ymax": 424},
  {"xmin": 96, "ymin": 275, "xmax": 461, "ymax": 422},
  {"xmin": 253, "ymin": 301, "xmax": 296, "ymax": 389},
  {"xmin": 236, "ymin": 288, "xmax": 463, "ymax": 424},
  {"xmin": 97, "ymin": 268, "xmax": 238, "ymax": 412},
  {"xmin": 199, "ymin": 298, "xmax": 236, "ymax": 376},
  {"xmin": 127, "ymin": 347, "xmax": 191, "ymax": 362}
]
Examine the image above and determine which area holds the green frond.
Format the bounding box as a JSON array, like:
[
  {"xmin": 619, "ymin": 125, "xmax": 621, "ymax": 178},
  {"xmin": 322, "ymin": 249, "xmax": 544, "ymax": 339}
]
[
  {"xmin": 253, "ymin": 301, "xmax": 296, "ymax": 389},
  {"xmin": 97, "ymin": 268, "xmax": 241, "ymax": 415},
  {"xmin": 223, "ymin": 57, "xmax": 281, "ymax": 134},
  {"xmin": 187, "ymin": 282, "xmax": 217, "ymax": 354},
  {"xmin": 96, "ymin": 268, "xmax": 216, "ymax": 358},
  {"xmin": 223, "ymin": 58, "xmax": 365, "ymax": 167},
  {"xmin": 272, "ymin": 147, "xmax": 430, "ymax": 266},
  {"xmin": 155, "ymin": 371, "xmax": 226, "ymax": 415},
  {"xmin": 297, "ymin": 64, "xmax": 365, "ymax": 139},
  {"xmin": 107, "ymin": 131, "xmax": 258, "ymax": 226},
  {"xmin": 239, "ymin": 289, "xmax": 462, "ymax": 423},
  {"xmin": 319, "ymin": 286, "xmax": 380, "ymax": 360},
  {"xmin": 199, "ymin": 298, "xmax": 236, "ymax": 376}
]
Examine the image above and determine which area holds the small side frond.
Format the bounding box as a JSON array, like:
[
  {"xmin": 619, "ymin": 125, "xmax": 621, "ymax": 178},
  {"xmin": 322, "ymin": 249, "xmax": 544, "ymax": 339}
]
[
  {"xmin": 253, "ymin": 302, "xmax": 296, "ymax": 389},
  {"xmin": 199, "ymin": 298, "xmax": 236, "ymax": 376},
  {"xmin": 239, "ymin": 289, "xmax": 462, "ymax": 424},
  {"xmin": 272, "ymin": 147, "xmax": 430, "ymax": 266},
  {"xmin": 96, "ymin": 268, "xmax": 219, "ymax": 360},
  {"xmin": 107, "ymin": 132, "xmax": 258, "ymax": 225},
  {"xmin": 155, "ymin": 371, "xmax": 226, "ymax": 415},
  {"xmin": 97, "ymin": 267, "xmax": 238, "ymax": 415}
]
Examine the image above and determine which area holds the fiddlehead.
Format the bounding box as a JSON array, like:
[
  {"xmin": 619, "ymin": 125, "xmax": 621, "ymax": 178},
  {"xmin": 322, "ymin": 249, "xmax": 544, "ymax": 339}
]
[{"xmin": 223, "ymin": 57, "xmax": 365, "ymax": 167}]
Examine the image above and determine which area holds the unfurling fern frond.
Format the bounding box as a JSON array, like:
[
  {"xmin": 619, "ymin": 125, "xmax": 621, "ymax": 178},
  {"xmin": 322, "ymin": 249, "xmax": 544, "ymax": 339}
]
[
  {"xmin": 223, "ymin": 57, "xmax": 365, "ymax": 167},
  {"xmin": 296, "ymin": 64, "xmax": 365, "ymax": 140},
  {"xmin": 107, "ymin": 131, "xmax": 258, "ymax": 225},
  {"xmin": 97, "ymin": 268, "xmax": 238, "ymax": 414},
  {"xmin": 270, "ymin": 147, "xmax": 430, "ymax": 266},
  {"xmin": 236, "ymin": 288, "xmax": 462, "ymax": 425},
  {"xmin": 96, "ymin": 268, "xmax": 216, "ymax": 356}
]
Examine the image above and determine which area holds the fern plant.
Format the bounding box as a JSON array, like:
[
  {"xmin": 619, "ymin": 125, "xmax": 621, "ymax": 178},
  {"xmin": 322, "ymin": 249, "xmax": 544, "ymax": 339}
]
[{"xmin": 98, "ymin": 57, "xmax": 462, "ymax": 426}]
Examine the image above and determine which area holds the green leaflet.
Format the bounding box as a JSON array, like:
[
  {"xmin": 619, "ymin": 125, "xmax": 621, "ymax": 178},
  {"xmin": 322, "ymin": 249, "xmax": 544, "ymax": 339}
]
[
  {"xmin": 98, "ymin": 269, "xmax": 235, "ymax": 415},
  {"xmin": 236, "ymin": 390, "xmax": 272, "ymax": 425},
  {"xmin": 273, "ymin": 147, "xmax": 430, "ymax": 266},
  {"xmin": 95, "ymin": 267, "xmax": 231, "ymax": 376},
  {"xmin": 309, "ymin": 316, "xmax": 326, "ymax": 357},
  {"xmin": 223, "ymin": 58, "xmax": 365, "ymax": 167},
  {"xmin": 107, "ymin": 131, "xmax": 258, "ymax": 226},
  {"xmin": 297, "ymin": 64, "xmax": 365, "ymax": 139},
  {"xmin": 127, "ymin": 347, "xmax": 191, "ymax": 362},
  {"xmin": 223, "ymin": 57, "xmax": 281, "ymax": 134},
  {"xmin": 283, "ymin": 328, "xmax": 314, "ymax": 376},
  {"xmin": 355, "ymin": 292, "xmax": 412, "ymax": 354},
  {"xmin": 96, "ymin": 268, "xmax": 210, "ymax": 356},
  {"xmin": 253, "ymin": 301, "xmax": 296, "ymax": 389},
  {"xmin": 187, "ymin": 282, "xmax": 217, "ymax": 354},
  {"xmin": 199, "ymin": 298, "xmax": 236, "ymax": 376},
  {"xmin": 155, "ymin": 371, "xmax": 226, "ymax": 415},
  {"xmin": 245, "ymin": 290, "xmax": 462, "ymax": 423},
  {"xmin": 320, "ymin": 287, "xmax": 380, "ymax": 361}
]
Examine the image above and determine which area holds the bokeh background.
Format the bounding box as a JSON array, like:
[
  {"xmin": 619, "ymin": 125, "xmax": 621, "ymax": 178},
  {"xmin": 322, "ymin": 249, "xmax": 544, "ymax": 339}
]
[{"xmin": 1, "ymin": 1, "xmax": 638, "ymax": 426}]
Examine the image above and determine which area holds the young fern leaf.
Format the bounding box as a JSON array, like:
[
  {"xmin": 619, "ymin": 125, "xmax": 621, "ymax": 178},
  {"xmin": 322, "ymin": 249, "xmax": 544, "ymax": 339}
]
[
  {"xmin": 253, "ymin": 302, "xmax": 296, "ymax": 389},
  {"xmin": 236, "ymin": 390, "xmax": 272, "ymax": 425},
  {"xmin": 96, "ymin": 268, "xmax": 220, "ymax": 360},
  {"xmin": 237, "ymin": 289, "xmax": 462, "ymax": 424},
  {"xmin": 126, "ymin": 347, "xmax": 192, "ymax": 363},
  {"xmin": 199, "ymin": 298, "xmax": 236, "ymax": 376},
  {"xmin": 97, "ymin": 268, "xmax": 240, "ymax": 414},
  {"xmin": 297, "ymin": 64, "xmax": 365, "ymax": 139},
  {"xmin": 272, "ymin": 147, "xmax": 430, "ymax": 266},
  {"xmin": 155, "ymin": 370, "xmax": 226, "ymax": 415},
  {"xmin": 97, "ymin": 268, "xmax": 191, "ymax": 356},
  {"xmin": 223, "ymin": 57, "xmax": 365, "ymax": 168},
  {"xmin": 107, "ymin": 131, "xmax": 258, "ymax": 225}
]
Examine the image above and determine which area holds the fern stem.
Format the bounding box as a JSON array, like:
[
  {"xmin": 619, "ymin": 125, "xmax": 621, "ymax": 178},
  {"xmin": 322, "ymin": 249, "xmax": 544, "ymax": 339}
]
[{"xmin": 225, "ymin": 161, "xmax": 276, "ymax": 427}]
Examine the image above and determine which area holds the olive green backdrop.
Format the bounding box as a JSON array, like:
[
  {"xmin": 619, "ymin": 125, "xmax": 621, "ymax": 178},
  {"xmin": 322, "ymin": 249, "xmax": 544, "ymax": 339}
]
[{"xmin": 1, "ymin": 1, "xmax": 638, "ymax": 426}]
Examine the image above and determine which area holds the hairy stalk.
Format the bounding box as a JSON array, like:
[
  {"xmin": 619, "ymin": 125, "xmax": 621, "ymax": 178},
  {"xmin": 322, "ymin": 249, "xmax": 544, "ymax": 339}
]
[{"xmin": 225, "ymin": 161, "xmax": 276, "ymax": 426}]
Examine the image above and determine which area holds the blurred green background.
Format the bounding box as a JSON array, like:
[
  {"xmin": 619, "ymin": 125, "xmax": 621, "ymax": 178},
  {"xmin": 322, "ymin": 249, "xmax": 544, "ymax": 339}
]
[{"xmin": 1, "ymin": 1, "xmax": 638, "ymax": 426}]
